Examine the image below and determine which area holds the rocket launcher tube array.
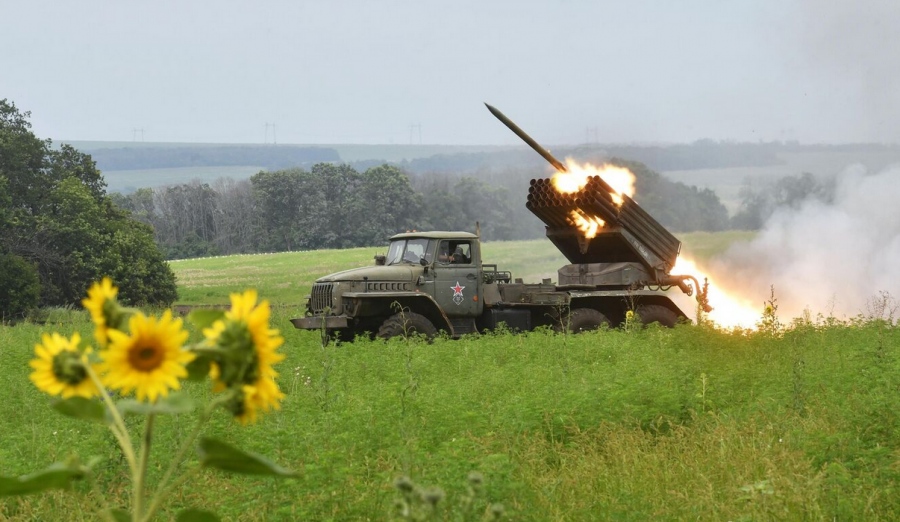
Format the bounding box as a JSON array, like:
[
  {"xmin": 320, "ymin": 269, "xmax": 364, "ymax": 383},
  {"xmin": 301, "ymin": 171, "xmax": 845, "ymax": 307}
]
[
  {"xmin": 486, "ymin": 102, "xmax": 709, "ymax": 310},
  {"xmin": 485, "ymin": 102, "xmax": 681, "ymax": 275},
  {"xmin": 526, "ymin": 175, "xmax": 681, "ymax": 274}
]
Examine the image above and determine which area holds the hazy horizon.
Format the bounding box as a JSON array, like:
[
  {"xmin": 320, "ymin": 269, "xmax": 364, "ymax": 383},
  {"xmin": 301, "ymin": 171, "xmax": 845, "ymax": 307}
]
[{"xmin": 4, "ymin": 0, "xmax": 900, "ymax": 146}]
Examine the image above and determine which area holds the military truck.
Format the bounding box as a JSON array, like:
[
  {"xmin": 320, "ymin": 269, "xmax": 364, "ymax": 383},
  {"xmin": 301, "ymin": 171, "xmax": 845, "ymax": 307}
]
[
  {"xmin": 290, "ymin": 226, "xmax": 705, "ymax": 341},
  {"xmin": 290, "ymin": 104, "xmax": 709, "ymax": 340}
]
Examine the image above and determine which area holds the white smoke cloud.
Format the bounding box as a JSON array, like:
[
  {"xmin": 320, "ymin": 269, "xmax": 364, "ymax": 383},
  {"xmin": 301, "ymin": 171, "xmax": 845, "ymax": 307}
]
[{"xmin": 709, "ymin": 165, "xmax": 900, "ymax": 321}]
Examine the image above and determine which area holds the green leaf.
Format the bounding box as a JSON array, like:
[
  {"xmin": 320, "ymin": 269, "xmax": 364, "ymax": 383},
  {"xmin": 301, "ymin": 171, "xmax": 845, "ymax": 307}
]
[
  {"xmin": 177, "ymin": 508, "xmax": 220, "ymax": 522},
  {"xmin": 52, "ymin": 397, "xmax": 109, "ymax": 424},
  {"xmin": 189, "ymin": 309, "xmax": 226, "ymax": 330},
  {"xmin": 117, "ymin": 393, "xmax": 196, "ymax": 416},
  {"xmin": 185, "ymin": 354, "xmax": 212, "ymax": 381},
  {"xmin": 0, "ymin": 462, "xmax": 83, "ymax": 497},
  {"xmin": 198, "ymin": 438, "xmax": 298, "ymax": 477}
]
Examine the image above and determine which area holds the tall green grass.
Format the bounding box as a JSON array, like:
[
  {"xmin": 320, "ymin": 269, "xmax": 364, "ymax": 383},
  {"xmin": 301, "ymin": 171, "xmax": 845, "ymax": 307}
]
[{"xmin": 2, "ymin": 310, "xmax": 898, "ymax": 520}]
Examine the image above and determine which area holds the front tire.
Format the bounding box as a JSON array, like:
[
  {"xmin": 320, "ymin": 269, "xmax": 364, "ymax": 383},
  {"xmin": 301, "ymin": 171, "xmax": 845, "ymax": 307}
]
[
  {"xmin": 559, "ymin": 308, "xmax": 610, "ymax": 333},
  {"xmin": 377, "ymin": 312, "xmax": 437, "ymax": 340},
  {"xmin": 635, "ymin": 304, "xmax": 679, "ymax": 328}
]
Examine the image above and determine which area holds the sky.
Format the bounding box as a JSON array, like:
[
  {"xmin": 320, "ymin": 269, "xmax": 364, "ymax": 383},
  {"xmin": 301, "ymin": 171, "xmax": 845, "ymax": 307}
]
[{"xmin": 3, "ymin": 0, "xmax": 899, "ymax": 146}]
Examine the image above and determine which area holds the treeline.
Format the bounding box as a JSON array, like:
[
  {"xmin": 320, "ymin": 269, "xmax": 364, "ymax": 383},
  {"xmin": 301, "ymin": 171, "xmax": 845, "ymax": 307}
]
[
  {"xmin": 110, "ymin": 163, "xmax": 529, "ymax": 258},
  {"xmin": 111, "ymin": 159, "xmax": 732, "ymax": 260},
  {"xmin": 731, "ymin": 172, "xmax": 833, "ymax": 230},
  {"xmin": 391, "ymin": 140, "xmax": 790, "ymax": 176},
  {"xmin": 0, "ymin": 100, "xmax": 177, "ymax": 319},
  {"xmin": 88, "ymin": 145, "xmax": 340, "ymax": 171}
]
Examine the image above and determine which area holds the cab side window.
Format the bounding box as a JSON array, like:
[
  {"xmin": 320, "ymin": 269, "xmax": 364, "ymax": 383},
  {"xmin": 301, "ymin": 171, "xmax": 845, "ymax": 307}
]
[
  {"xmin": 437, "ymin": 241, "xmax": 452, "ymax": 264},
  {"xmin": 437, "ymin": 240, "xmax": 472, "ymax": 265},
  {"xmin": 450, "ymin": 242, "xmax": 471, "ymax": 264}
]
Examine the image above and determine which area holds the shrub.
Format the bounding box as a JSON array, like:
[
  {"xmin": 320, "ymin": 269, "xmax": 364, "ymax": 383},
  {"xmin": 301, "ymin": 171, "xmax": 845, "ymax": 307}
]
[{"xmin": 0, "ymin": 253, "xmax": 40, "ymax": 320}]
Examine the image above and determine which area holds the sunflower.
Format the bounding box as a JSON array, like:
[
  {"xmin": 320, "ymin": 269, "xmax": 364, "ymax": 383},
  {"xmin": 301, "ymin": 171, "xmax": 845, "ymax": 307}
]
[
  {"xmin": 29, "ymin": 332, "xmax": 99, "ymax": 399},
  {"xmin": 101, "ymin": 310, "xmax": 193, "ymax": 402},
  {"xmin": 203, "ymin": 290, "xmax": 285, "ymax": 422},
  {"xmin": 82, "ymin": 277, "xmax": 122, "ymax": 348}
]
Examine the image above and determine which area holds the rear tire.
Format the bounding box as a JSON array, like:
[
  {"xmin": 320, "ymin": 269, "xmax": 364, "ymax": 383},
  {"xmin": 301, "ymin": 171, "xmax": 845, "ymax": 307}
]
[
  {"xmin": 377, "ymin": 312, "xmax": 437, "ymax": 340},
  {"xmin": 559, "ymin": 308, "xmax": 610, "ymax": 333},
  {"xmin": 635, "ymin": 304, "xmax": 679, "ymax": 328}
]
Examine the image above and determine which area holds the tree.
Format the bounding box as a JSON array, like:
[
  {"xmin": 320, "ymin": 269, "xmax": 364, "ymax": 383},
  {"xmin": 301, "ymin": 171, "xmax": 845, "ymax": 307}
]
[
  {"xmin": 0, "ymin": 99, "xmax": 177, "ymax": 307},
  {"xmin": 251, "ymin": 169, "xmax": 328, "ymax": 251},
  {"xmin": 313, "ymin": 163, "xmax": 362, "ymax": 249},
  {"xmin": 349, "ymin": 165, "xmax": 423, "ymax": 246},
  {"xmin": 0, "ymin": 253, "xmax": 40, "ymax": 320}
]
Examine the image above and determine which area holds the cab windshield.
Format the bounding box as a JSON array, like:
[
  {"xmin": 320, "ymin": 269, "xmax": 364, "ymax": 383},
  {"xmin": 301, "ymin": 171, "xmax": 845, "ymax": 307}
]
[{"xmin": 385, "ymin": 238, "xmax": 434, "ymax": 265}]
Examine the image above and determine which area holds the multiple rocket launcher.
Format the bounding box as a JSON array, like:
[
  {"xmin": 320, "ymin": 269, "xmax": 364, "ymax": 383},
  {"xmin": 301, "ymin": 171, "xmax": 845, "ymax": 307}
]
[{"xmin": 485, "ymin": 103, "xmax": 708, "ymax": 308}]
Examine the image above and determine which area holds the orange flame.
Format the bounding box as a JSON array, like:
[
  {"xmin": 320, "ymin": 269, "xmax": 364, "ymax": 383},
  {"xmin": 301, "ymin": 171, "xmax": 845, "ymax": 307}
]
[
  {"xmin": 672, "ymin": 256, "xmax": 760, "ymax": 329},
  {"xmin": 568, "ymin": 210, "xmax": 605, "ymax": 239},
  {"xmin": 551, "ymin": 159, "xmax": 636, "ymax": 206}
]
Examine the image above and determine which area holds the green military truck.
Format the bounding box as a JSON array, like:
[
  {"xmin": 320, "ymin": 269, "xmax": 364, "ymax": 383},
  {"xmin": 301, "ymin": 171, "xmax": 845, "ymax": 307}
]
[
  {"xmin": 291, "ymin": 105, "xmax": 709, "ymax": 340},
  {"xmin": 290, "ymin": 224, "xmax": 706, "ymax": 341}
]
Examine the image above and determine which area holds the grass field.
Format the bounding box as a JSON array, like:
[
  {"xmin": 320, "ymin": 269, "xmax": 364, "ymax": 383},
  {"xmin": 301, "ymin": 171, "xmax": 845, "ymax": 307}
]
[
  {"xmin": 102, "ymin": 166, "xmax": 265, "ymax": 194},
  {"xmin": 2, "ymin": 231, "xmax": 898, "ymax": 520}
]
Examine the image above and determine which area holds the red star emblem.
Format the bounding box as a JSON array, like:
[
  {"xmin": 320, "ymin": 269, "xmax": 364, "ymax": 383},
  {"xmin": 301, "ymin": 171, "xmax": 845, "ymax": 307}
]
[{"xmin": 451, "ymin": 282, "xmax": 465, "ymax": 297}]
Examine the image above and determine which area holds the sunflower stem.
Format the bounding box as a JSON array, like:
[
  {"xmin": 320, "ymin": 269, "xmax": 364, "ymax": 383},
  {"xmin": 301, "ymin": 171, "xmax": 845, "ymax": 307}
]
[
  {"xmin": 143, "ymin": 393, "xmax": 230, "ymax": 521},
  {"xmin": 85, "ymin": 365, "xmax": 138, "ymax": 477},
  {"xmin": 133, "ymin": 413, "xmax": 155, "ymax": 522},
  {"xmin": 140, "ymin": 464, "xmax": 203, "ymax": 522}
]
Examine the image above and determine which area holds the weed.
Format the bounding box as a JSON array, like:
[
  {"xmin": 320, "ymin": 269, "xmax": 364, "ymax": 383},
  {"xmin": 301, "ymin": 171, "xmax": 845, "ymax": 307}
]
[
  {"xmin": 758, "ymin": 285, "xmax": 783, "ymax": 336},
  {"xmin": 695, "ymin": 372, "xmax": 714, "ymax": 414},
  {"xmin": 392, "ymin": 473, "xmax": 504, "ymax": 521},
  {"xmin": 865, "ymin": 290, "xmax": 898, "ymax": 325}
]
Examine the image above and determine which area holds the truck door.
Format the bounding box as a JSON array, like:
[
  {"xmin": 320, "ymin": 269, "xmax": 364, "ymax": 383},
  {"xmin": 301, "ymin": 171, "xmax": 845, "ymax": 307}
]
[{"xmin": 432, "ymin": 240, "xmax": 482, "ymax": 317}]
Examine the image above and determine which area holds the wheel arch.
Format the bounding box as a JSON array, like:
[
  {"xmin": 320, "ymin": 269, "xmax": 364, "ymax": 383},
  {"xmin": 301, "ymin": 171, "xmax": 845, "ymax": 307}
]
[{"xmin": 346, "ymin": 294, "xmax": 452, "ymax": 333}]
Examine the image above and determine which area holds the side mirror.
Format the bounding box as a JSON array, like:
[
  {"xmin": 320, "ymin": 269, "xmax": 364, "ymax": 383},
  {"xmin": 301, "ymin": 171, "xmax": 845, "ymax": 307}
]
[{"xmin": 374, "ymin": 254, "xmax": 386, "ymax": 266}]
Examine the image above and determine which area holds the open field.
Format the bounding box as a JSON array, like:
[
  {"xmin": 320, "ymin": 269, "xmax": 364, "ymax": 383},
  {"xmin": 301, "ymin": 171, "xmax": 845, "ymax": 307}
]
[
  {"xmin": 2, "ymin": 231, "xmax": 897, "ymax": 520},
  {"xmin": 103, "ymin": 166, "xmax": 265, "ymax": 193},
  {"xmin": 168, "ymin": 231, "xmax": 754, "ymax": 307}
]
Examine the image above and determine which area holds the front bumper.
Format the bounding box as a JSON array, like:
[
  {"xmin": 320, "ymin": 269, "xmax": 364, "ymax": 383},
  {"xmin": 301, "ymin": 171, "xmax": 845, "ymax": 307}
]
[{"xmin": 290, "ymin": 315, "xmax": 349, "ymax": 330}]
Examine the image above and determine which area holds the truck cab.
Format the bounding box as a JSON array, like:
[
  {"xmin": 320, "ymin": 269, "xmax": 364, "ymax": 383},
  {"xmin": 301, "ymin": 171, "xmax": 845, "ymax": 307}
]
[{"xmin": 291, "ymin": 231, "xmax": 501, "ymax": 340}]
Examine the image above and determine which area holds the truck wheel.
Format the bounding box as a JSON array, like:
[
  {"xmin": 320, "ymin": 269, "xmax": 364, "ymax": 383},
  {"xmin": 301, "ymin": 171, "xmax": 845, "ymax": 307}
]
[
  {"xmin": 377, "ymin": 312, "xmax": 438, "ymax": 340},
  {"xmin": 635, "ymin": 304, "xmax": 678, "ymax": 328},
  {"xmin": 560, "ymin": 308, "xmax": 610, "ymax": 333}
]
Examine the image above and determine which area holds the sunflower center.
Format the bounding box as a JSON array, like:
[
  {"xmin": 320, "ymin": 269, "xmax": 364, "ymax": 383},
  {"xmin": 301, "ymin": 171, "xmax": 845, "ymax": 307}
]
[
  {"xmin": 52, "ymin": 351, "xmax": 88, "ymax": 385},
  {"xmin": 129, "ymin": 344, "xmax": 165, "ymax": 372}
]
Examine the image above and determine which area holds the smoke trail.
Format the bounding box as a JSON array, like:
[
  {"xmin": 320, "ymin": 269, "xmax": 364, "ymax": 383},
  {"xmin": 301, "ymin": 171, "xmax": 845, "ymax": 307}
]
[{"xmin": 709, "ymin": 165, "xmax": 900, "ymax": 321}]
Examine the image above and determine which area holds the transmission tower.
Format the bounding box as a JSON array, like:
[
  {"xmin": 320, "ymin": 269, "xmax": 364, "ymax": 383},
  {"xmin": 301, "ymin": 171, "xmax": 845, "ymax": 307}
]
[
  {"xmin": 264, "ymin": 123, "xmax": 277, "ymax": 145},
  {"xmin": 409, "ymin": 123, "xmax": 421, "ymax": 144}
]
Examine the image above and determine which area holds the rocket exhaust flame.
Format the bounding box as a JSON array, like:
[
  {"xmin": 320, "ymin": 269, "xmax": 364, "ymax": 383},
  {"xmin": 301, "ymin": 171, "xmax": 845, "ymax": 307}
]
[
  {"xmin": 552, "ymin": 159, "xmax": 636, "ymax": 208},
  {"xmin": 568, "ymin": 209, "xmax": 605, "ymax": 238},
  {"xmin": 672, "ymin": 256, "xmax": 760, "ymax": 329}
]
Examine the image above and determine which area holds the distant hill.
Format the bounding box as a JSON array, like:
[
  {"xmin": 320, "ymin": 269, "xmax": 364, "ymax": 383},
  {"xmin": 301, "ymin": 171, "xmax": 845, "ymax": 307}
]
[{"xmin": 71, "ymin": 144, "xmax": 339, "ymax": 171}]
